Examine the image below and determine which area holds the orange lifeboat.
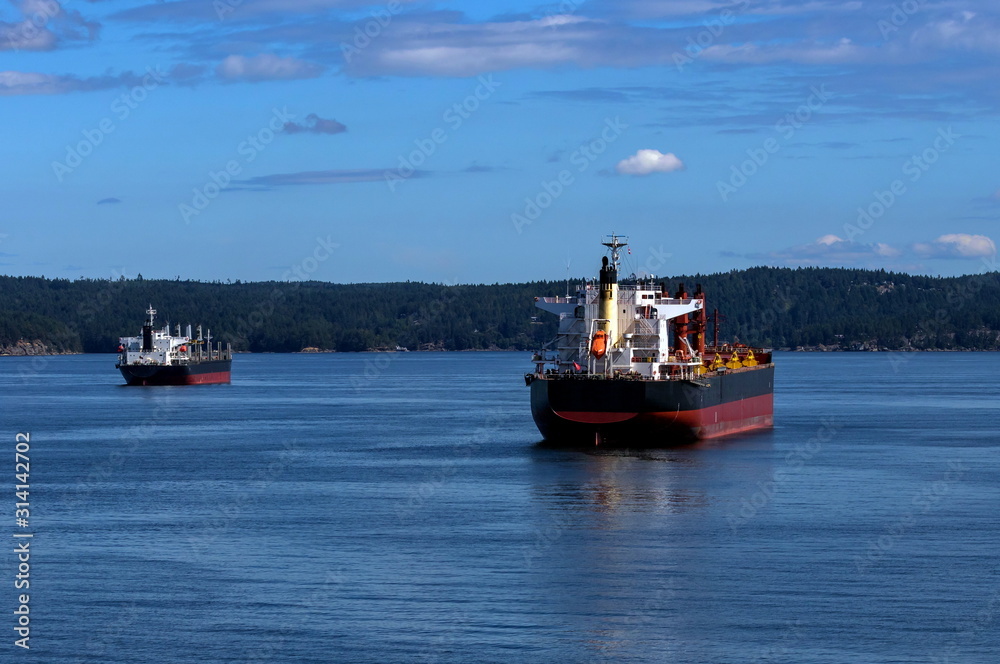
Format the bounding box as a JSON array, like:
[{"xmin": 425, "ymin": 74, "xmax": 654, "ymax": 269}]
[{"xmin": 591, "ymin": 330, "xmax": 608, "ymax": 358}]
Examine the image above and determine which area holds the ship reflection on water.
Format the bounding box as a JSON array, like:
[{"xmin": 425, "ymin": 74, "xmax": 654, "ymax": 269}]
[
  {"xmin": 532, "ymin": 431, "xmax": 777, "ymax": 514},
  {"xmin": 533, "ymin": 449, "xmax": 711, "ymax": 515},
  {"xmin": 526, "ymin": 437, "xmax": 779, "ymax": 659}
]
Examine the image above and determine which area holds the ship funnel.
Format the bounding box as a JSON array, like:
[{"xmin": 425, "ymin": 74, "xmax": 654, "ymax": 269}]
[
  {"xmin": 186, "ymin": 324, "xmax": 192, "ymax": 339},
  {"xmin": 141, "ymin": 306, "xmax": 155, "ymax": 352},
  {"xmin": 599, "ymin": 255, "xmax": 617, "ymax": 288},
  {"xmin": 598, "ymin": 247, "xmax": 619, "ymax": 348}
]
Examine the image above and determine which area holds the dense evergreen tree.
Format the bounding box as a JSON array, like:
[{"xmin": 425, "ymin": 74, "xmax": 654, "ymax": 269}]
[{"xmin": 2, "ymin": 268, "xmax": 1000, "ymax": 353}]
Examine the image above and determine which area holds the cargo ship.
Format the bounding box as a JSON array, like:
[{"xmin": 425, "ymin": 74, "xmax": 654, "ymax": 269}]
[
  {"xmin": 526, "ymin": 235, "xmax": 773, "ymax": 444},
  {"xmin": 116, "ymin": 306, "xmax": 232, "ymax": 385}
]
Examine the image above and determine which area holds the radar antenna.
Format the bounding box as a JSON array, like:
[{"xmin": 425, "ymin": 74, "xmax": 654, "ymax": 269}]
[{"xmin": 601, "ymin": 233, "xmax": 629, "ymax": 269}]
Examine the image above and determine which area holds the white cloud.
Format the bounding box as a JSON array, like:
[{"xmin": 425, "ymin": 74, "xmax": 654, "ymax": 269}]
[
  {"xmin": 913, "ymin": 234, "xmax": 996, "ymax": 259},
  {"xmin": 0, "ymin": 68, "xmax": 163, "ymax": 96},
  {"xmin": 753, "ymin": 234, "xmax": 995, "ymax": 268},
  {"xmin": 0, "ymin": 71, "xmax": 64, "ymax": 94},
  {"xmin": 216, "ymin": 54, "xmax": 322, "ymax": 82},
  {"xmin": 375, "ymin": 43, "xmax": 577, "ymax": 78},
  {"xmin": 874, "ymin": 242, "xmax": 902, "ymax": 258},
  {"xmin": 237, "ymin": 169, "xmax": 410, "ymax": 187},
  {"xmin": 747, "ymin": 235, "xmax": 904, "ymax": 266},
  {"xmin": 910, "ymin": 12, "xmax": 1000, "ymax": 54},
  {"xmin": 615, "ymin": 149, "xmax": 684, "ymax": 176},
  {"xmin": 612, "ymin": 0, "xmax": 863, "ymax": 19},
  {"xmin": 112, "ymin": 0, "xmax": 419, "ymax": 22},
  {"xmin": 701, "ymin": 38, "xmax": 869, "ymax": 65},
  {"xmin": 363, "ymin": 16, "xmax": 591, "ymax": 77},
  {"xmin": 0, "ymin": 21, "xmax": 56, "ymax": 51},
  {"xmin": 0, "ymin": 0, "xmax": 98, "ymax": 52}
]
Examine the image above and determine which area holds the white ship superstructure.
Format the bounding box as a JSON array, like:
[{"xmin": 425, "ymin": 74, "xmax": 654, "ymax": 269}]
[
  {"xmin": 118, "ymin": 306, "xmax": 227, "ymax": 366},
  {"xmin": 531, "ymin": 235, "xmax": 733, "ymax": 381}
]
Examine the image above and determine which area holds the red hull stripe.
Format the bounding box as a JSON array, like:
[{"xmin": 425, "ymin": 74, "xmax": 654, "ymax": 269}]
[
  {"xmin": 554, "ymin": 411, "xmax": 639, "ymax": 424},
  {"xmin": 651, "ymin": 393, "xmax": 774, "ymax": 439},
  {"xmin": 182, "ymin": 371, "xmax": 231, "ymax": 385}
]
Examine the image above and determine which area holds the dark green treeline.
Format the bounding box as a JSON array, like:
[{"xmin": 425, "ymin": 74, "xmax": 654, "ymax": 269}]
[{"xmin": 2, "ymin": 267, "xmax": 1000, "ymax": 353}]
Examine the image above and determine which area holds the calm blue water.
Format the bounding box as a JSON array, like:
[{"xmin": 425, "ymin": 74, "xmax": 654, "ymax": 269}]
[{"xmin": 1, "ymin": 352, "xmax": 999, "ymax": 663}]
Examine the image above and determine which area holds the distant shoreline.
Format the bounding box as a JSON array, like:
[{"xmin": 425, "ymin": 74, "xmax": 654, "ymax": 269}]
[{"xmin": 3, "ymin": 347, "xmax": 996, "ymax": 358}]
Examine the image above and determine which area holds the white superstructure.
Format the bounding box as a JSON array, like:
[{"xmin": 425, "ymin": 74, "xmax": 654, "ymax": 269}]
[
  {"xmin": 118, "ymin": 305, "xmax": 222, "ymax": 367},
  {"xmin": 532, "ymin": 235, "xmax": 729, "ymax": 381}
]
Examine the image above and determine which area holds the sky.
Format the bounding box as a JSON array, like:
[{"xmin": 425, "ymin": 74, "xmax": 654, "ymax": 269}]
[{"xmin": 1, "ymin": 0, "xmax": 998, "ymax": 285}]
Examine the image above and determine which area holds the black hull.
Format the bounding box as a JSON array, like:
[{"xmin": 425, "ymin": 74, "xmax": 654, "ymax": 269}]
[
  {"xmin": 529, "ymin": 365, "xmax": 774, "ymax": 445},
  {"xmin": 117, "ymin": 360, "xmax": 232, "ymax": 386}
]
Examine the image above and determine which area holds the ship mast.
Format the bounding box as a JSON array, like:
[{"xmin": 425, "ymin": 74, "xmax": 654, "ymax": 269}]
[{"xmin": 601, "ymin": 233, "xmax": 628, "ymax": 270}]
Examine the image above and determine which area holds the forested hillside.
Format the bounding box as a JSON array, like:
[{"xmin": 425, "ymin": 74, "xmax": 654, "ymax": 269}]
[{"xmin": 2, "ymin": 267, "xmax": 1000, "ymax": 353}]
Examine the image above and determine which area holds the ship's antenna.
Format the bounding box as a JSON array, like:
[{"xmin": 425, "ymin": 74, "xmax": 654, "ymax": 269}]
[
  {"xmin": 565, "ymin": 258, "xmax": 571, "ymax": 297},
  {"xmin": 601, "ymin": 233, "xmax": 629, "ymax": 270},
  {"xmin": 145, "ymin": 304, "xmax": 156, "ymax": 326}
]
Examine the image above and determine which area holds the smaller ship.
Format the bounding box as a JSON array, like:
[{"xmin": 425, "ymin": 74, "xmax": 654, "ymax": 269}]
[{"xmin": 116, "ymin": 305, "xmax": 232, "ymax": 386}]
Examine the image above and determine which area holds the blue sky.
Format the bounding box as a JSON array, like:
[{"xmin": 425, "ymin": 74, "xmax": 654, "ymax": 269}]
[{"xmin": 2, "ymin": 0, "xmax": 998, "ymax": 284}]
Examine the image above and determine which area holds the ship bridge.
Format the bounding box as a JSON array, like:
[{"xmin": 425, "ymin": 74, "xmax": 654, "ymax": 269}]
[{"xmin": 531, "ymin": 235, "xmax": 768, "ymax": 381}]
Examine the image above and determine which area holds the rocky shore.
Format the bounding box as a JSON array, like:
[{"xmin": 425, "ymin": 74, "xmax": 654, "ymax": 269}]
[{"xmin": 0, "ymin": 340, "xmax": 77, "ymax": 356}]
